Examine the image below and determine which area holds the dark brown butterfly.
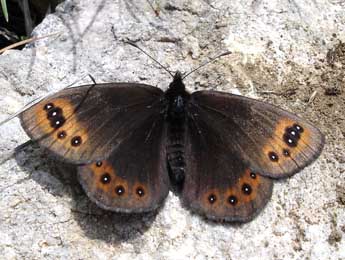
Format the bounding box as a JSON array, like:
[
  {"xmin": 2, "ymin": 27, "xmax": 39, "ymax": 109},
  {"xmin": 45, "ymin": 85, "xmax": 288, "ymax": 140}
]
[{"xmin": 20, "ymin": 71, "xmax": 324, "ymax": 222}]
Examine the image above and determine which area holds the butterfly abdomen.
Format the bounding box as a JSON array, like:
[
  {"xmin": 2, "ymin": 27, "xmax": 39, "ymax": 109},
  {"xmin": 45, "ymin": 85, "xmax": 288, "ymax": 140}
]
[{"xmin": 167, "ymin": 117, "xmax": 187, "ymax": 186}]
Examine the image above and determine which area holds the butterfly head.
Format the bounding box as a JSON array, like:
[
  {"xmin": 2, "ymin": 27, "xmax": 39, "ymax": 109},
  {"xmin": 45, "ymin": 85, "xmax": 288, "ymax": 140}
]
[
  {"xmin": 173, "ymin": 71, "xmax": 183, "ymax": 80},
  {"xmin": 169, "ymin": 71, "xmax": 184, "ymax": 90},
  {"xmin": 166, "ymin": 71, "xmax": 190, "ymax": 98}
]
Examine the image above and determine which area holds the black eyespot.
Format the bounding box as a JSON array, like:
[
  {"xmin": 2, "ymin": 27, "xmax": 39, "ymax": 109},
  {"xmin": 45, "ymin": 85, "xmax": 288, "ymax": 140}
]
[
  {"xmin": 95, "ymin": 161, "xmax": 102, "ymax": 167},
  {"xmin": 286, "ymin": 127, "xmax": 300, "ymax": 139},
  {"xmin": 136, "ymin": 187, "xmax": 145, "ymax": 197},
  {"xmin": 208, "ymin": 194, "xmax": 217, "ymax": 204},
  {"xmin": 71, "ymin": 136, "xmax": 82, "ymax": 146},
  {"xmin": 250, "ymin": 172, "xmax": 256, "ymax": 179},
  {"xmin": 268, "ymin": 151, "xmax": 279, "ymax": 162},
  {"xmin": 242, "ymin": 183, "xmax": 252, "ymax": 195},
  {"xmin": 228, "ymin": 195, "xmax": 238, "ymax": 206},
  {"xmin": 50, "ymin": 117, "xmax": 65, "ymax": 129},
  {"xmin": 100, "ymin": 173, "xmax": 111, "ymax": 184},
  {"xmin": 57, "ymin": 131, "xmax": 66, "ymax": 139},
  {"xmin": 115, "ymin": 185, "xmax": 125, "ymax": 196},
  {"xmin": 47, "ymin": 107, "xmax": 63, "ymax": 119},
  {"xmin": 293, "ymin": 124, "xmax": 304, "ymax": 133},
  {"xmin": 283, "ymin": 149, "xmax": 290, "ymax": 157},
  {"xmin": 283, "ymin": 133, "xmax": 298, "ymax": 147},
  {"xmin": 44, "ymin": 103, "xmax": 54, "ymax": 111}
]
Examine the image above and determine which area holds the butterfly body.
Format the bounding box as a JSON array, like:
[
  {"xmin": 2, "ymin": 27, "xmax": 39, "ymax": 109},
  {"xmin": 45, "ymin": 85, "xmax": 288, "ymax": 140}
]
[
  {"xmin": 165, "ymin": 72, "xmax": 190, "ymax": 186},
  {"xmin": 20, "ymin": 72, "xmax": 324, "ymax": 222}
]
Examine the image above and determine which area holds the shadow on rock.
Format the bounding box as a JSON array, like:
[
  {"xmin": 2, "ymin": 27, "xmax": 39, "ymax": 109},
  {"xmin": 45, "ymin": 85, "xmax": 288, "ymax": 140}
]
[{"xmin": 14, "ymin": 141, "xmax": 159, "ymax": 243}]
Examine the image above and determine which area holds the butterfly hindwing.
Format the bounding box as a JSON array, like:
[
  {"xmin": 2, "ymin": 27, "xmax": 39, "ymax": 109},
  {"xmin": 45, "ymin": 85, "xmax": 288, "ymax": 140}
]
[
  {"xmin": 20, "ymin": 83, "xmax": 164, "ymax": 164},
  {"xmin": 183, "ymin": 106, "xmax": 273, "ymax": 221},
  {"xmin": 181, "ymin": 91, "xmax": 324, "ymax": 221},
  {"xmin": 77, "ymin": 106, "xmax": 169, "ymax": 212}
]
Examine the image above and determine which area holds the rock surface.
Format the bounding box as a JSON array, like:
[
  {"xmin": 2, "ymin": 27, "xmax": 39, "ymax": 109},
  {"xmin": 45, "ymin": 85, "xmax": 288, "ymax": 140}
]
[{"xmin": 0, "ymin": 0, "xmax": 344, "ymax": 259}]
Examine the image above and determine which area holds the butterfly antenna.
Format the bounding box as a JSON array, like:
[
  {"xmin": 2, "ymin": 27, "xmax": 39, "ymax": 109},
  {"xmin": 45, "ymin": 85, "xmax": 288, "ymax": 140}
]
[
  {"xmin": 182, "ymin": 51, "xmax": 232, "ymax": 80},
  {"xmin": 145, "ymin": 0, "xmax": 160, "ymax": 16},
  {"xmin": 125, "ymin": 40, "xmax": 174, "ymax": 78}
]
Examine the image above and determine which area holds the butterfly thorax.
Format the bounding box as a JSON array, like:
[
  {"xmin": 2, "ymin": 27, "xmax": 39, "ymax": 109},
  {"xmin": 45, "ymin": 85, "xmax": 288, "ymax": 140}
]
[
  {"xmin": 165, "ymin": 71, "xmax": 190, "ymax": 120},
  {"xmin": 165, "ymin": 72, "xmax": 190, "ymax": 186}
]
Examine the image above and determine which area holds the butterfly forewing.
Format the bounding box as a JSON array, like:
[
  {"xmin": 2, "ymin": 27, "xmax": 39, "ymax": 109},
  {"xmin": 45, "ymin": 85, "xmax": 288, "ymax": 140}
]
[
  {"xmin": 188, "ymin": 91, "xmax": 324, "ymax": 178},
  {"xmin": 20, "ymin": 83, "xmax": 164, "ymax": 164},
  {"xmin": 78, "ymin": 111, "xmax": 169, "ymax": 212}
]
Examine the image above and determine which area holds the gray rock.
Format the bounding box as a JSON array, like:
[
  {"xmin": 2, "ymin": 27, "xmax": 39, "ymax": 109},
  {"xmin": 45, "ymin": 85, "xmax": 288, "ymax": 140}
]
[{"xmin": 0, "ymin": 0, "xmax": 344, "ymax": 259}]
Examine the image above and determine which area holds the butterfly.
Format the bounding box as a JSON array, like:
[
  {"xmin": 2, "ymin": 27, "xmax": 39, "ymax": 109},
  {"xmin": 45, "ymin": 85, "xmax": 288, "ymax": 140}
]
[{"xmin": 19, "ymin": 70, "xmax": 324, "ymax": 222}]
